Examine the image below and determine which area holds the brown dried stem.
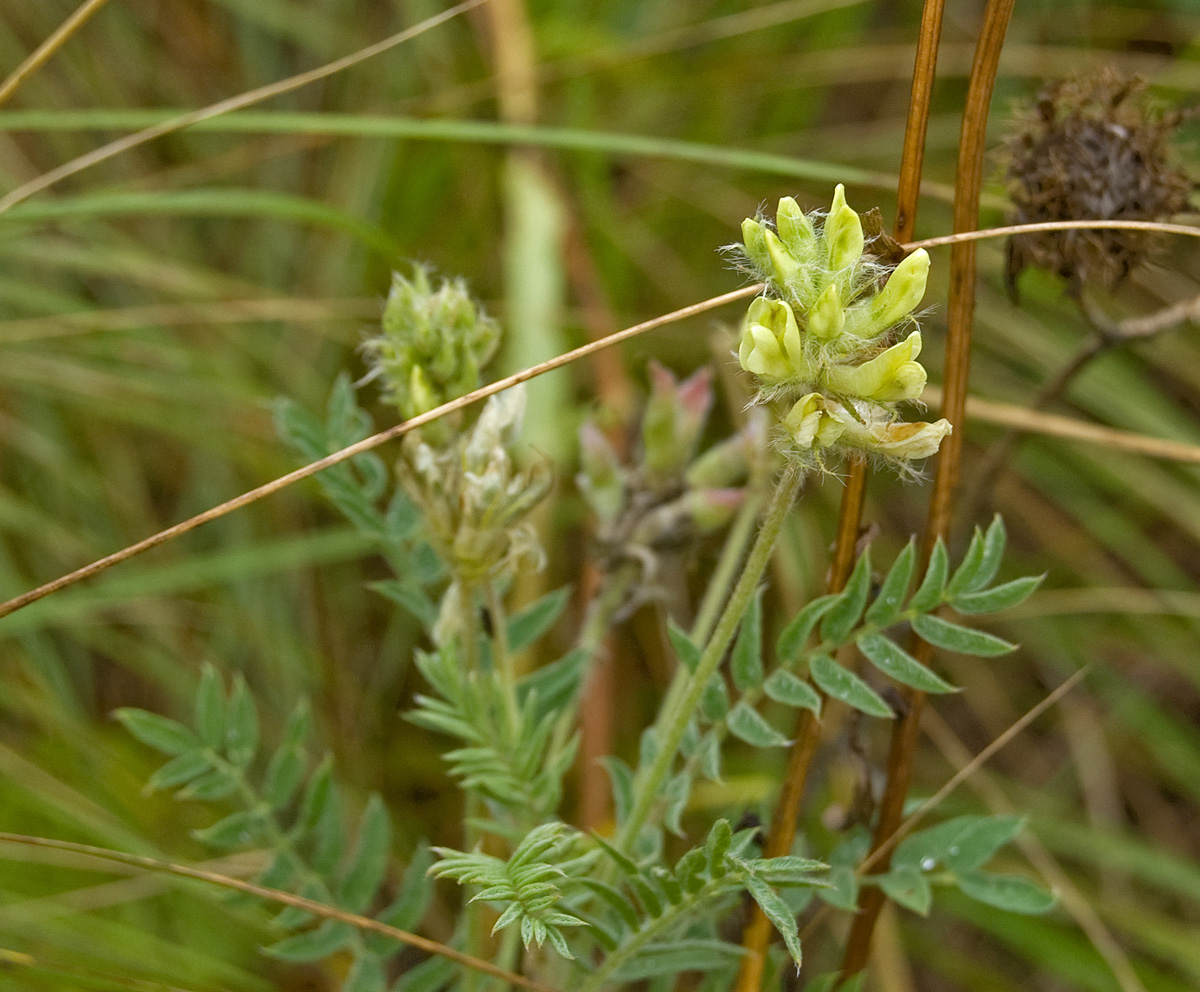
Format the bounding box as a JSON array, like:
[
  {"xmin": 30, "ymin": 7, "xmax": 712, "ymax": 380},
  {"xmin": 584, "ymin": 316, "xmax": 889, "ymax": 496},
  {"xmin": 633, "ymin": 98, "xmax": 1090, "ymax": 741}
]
[
  {"xmin": 839, "ymin": 0, "xmax": 1016, "ymax": 978},
  {"xmin": 733, "ymin": 3, "xmax": 946, "ymax": 988},
  {"xmin": 0, "ymin": 0, "xmax": 113, "ymax": 108}
]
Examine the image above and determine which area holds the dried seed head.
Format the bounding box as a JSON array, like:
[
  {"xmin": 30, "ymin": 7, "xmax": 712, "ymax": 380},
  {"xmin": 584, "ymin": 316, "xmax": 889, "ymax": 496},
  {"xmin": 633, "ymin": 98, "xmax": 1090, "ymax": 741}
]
[{"xmin": 1003, "ymin": 69, "xmax": 1195, "ymax": 295}]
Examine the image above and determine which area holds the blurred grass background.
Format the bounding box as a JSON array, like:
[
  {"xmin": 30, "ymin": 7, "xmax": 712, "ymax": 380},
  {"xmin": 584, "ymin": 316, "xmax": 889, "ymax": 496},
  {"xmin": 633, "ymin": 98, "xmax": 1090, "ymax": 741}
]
[{"xmin": 1, "ymin": 0, "xmax": 1199, "ymax": 989}]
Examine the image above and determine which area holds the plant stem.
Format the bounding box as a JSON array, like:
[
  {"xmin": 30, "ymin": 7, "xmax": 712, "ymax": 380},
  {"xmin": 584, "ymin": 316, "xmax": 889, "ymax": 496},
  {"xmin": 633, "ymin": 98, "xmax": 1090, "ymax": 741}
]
[
  {"xmin": 487, "ymin": 581, "xmax": 521, "ymax": 738},
  {"xmin": 690, "ymin": 485, "xmax": 767, "ymax": 644},
  {"xmin": 838, "ymin": 0, "xmax": 1016, "ymax": 979},
  {"xmin": 615, "ymin": 468, "xmax": 803, "ymax": 855}
]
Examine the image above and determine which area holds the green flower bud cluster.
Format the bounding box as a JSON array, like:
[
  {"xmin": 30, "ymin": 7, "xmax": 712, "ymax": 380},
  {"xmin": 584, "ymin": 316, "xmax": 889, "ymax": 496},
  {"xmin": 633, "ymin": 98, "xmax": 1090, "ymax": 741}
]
[
  {"xmin": 735, "ymin": 185, "xmax": 950, "ymax": 468},
  {"xmin": 402, "ymin": 385, "xmax": 551, "ymax": 595},
  {"xmin": 578, "ymin": 362, "xmax": 766, "ymax": 573},
  {"xmin": 361, "ymin": 266, "xmax": 500, "ymax": 423}
]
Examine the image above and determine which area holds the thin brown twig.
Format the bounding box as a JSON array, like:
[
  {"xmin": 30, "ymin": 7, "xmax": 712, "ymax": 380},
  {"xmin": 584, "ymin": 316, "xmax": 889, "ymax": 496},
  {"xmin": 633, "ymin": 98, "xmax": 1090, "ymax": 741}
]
[
  {"xmin": 0, "ymin": 283, "xmax": 762, "ymax": 621},
  {"xmin": 0, "ymin": 832, "xmax": 559, "ymax": 992},
  {"xmin": 0, "ymin": 0, "xmax": 489, "ymax": 215},
  {"xmin": 0, "ymin": 0, "xmax": 113, "ymax": 108},
  {"xmin": 839, "ymin": 0, "xmax": 1016, "ymax": 978},
  {"xmin": 735, "ymin": 3, "xmax": 946, "ymax": 989}
]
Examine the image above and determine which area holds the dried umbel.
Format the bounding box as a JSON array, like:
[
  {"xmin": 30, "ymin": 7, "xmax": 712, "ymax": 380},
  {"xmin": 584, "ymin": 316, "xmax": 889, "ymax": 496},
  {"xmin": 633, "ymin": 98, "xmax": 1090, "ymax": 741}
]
[
  {"xmin": 1003, "ymin": 70, "xmax": 1195, "ymax": 295},
  {"xmin": 734, "ymin": 185, "xmax": 950, "ymax": 471}
]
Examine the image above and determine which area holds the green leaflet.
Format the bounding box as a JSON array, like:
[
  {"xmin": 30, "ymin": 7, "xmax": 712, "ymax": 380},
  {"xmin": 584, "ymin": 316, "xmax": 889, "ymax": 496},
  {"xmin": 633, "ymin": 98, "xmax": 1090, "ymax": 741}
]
[
  {"xmin": 856, "ymin": 632, "xmax": 958, "ymax": 693},
  {"xmin": 911, "ymin": 613, "xmax": 1016, "ymax": 657},
  {"xmin": 808, "ymin": 654, "xmax": 893, "ymax": 718}
]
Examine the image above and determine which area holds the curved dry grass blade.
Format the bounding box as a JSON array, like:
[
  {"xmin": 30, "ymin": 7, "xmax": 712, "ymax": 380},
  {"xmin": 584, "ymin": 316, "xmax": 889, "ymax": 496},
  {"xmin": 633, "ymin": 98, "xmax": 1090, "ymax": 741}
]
[
  {"xmin": 0, "ymin": 283, "xmax": 761, "ymax": 621},
  {"xmin": 922, "ymin": 386, "xmax": 1200, "ymax": 466},
  {"xmin": 0, "ymin": 832, "xmax": 560, "ymax": 992},
  {"xmin": 0, "ymin": 0, "xmax": 112, "ymax": 108},
  {"xmin": 0, "ymin": 0, "xmax": 488, "ymax": 214},
  {"xmin": 909, "ymin": 218, "xmax": 1200, "ymax": 251}
]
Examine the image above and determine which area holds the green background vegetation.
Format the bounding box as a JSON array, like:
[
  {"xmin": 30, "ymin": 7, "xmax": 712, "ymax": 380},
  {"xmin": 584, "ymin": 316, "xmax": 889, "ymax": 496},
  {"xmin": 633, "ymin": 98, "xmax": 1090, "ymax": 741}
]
[{"xmin": 1, "ymin": 1, "xmax": 1199, "ymax": 989}]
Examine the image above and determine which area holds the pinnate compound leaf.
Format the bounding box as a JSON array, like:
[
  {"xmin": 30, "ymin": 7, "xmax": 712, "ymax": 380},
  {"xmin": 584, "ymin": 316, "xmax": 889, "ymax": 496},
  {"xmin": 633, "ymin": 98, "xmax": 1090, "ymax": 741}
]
[
  {"xmin": 820, "ymin": 552, "xmax": 873, "ymax": 645},
  {"xmin": 856, "ymin": 633, "xmax": 958, "ymax": 694},
  {"xmin": 911, "ymin": 614, "xmax": 1015, "ymax": 657},
  {"xmin": 809, "ymin": 655, "xmax": 892, "ymax": 719},
  {"xmin": 194, "ymin": 664, "xmax": 225, "ymax": 748},
  {"xmin": 225, "ymin": 675, "xmax": 259, "ymax": 767},
  {"xmin": 777, "ymin": 594, "xmax": 839, "ymax": 662},
  {"xmin": 507, "ymin": 586, "xmax": 571, "ymax": 652},
  {"xmin": 763, "ymin": 670, "xmax": 822, "ymax": 715},
  {"xmin": 746, "ymin": 875, "xmax": 802, "ymax": 969},
  {"xmin": 727, "ymin": 701, "xmax": 789, "ymax": 748},
  {"xmin": 338, "ymin": 794, "xmax": 391, "ymax": 913},
  {"xmin": 115, "ymin": 709, "xmax": 199, "ymax": 756},
  {"xmin": 263, "ymin": 919, "xmax": 355, "ymax": 962},
  {"xmin": 731, "ymin": 590, "xmax": 764, "ymax": 691},
  {"xmin": 667, "ymin": 622, "xmax": 702, "ymax": 674},
  {"xmin": 907, "ymin": 538, "xmax": 948, "ymax": 613},
  {"xmin": 865, "ymin": 540, "xmax": 916, "ymax": 627},
  {"xmin": 956, "ymin": 871, "xmax": 1056, "ymax": 914},
  {"xmin": 950, "ymin": 575, "xmax": 1043, "ymax": 615},
  {"xmin": 876, "ymin": 866, "xmax": 932, "ymax": 915},
  {"xmin": 146, "ymin": 750, "xmax": 211, "ymax": 791}
]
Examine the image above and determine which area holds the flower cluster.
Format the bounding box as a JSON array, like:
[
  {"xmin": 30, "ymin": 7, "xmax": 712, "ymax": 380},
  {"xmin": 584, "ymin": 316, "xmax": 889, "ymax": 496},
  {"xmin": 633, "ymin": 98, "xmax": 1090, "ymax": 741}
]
[
  {"xmin": 361, "ymin": 266, "xmax": 500, "ymax": 424},
  {"xmin": 578, "ymin": 362, "xmax": 764, "ymax": 578},
  {"xmin": 735, "ymin": 185, "xmax": 950, "ymax": 469},
  {"xmin": 404, "ymin": 386, "xmax": 550, "ymax": 593}
]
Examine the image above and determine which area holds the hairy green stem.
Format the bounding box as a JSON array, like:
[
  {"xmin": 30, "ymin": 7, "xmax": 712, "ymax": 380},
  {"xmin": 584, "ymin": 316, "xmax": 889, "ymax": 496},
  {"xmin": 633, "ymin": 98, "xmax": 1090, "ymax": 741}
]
[
  {"xmin": 690, "ymin": 486, "xmax": 767, "ymax": 645},
  {"xmin": 616, "ymin": 468, "xmax": 803, "ymax": 854},
  {"xmin": 487, "ymin": 581, "xmax": 521, "ymax": 739}
]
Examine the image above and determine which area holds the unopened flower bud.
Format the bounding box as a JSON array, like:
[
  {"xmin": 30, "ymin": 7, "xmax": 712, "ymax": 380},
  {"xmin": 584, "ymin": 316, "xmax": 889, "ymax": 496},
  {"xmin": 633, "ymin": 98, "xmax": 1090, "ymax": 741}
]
[
  {"xmin": 578, "ymin": 423, "xmax": 625, "ymax": 525},
  {"xmin": 741, "ymin": 218, "xmax": 772, "ymax": 274},
  {"xmin": 685, "ymin": 433, "xmax": 749, "ymax": 488},
  {"xmin": 807, "ymin": 283, "xmax": 845, "ymax": 341},
  {"xmin": 763, "ymin": 229, "xmax": 804, "ymax": 290},
  {"xmin": 775, "ymin": 196, "xmax": 817, "ymax": 261},
  {"xmin": 642, "ymin": 363, "xmax": 713, "ymax": 489},
  {"xmin": 866, "ymin": 249, "xmax": 930, "ymax": 333},
  {"xmin": 685, "ymin": 487, "xmax": 745, "ymax": 533},
  {"xmin": 825, "ymin": 330, "xmax": 927, "ymax": 403},
  {"xmin": 824, "ymin": 184, "xmax": 864, "ymax": 273}
]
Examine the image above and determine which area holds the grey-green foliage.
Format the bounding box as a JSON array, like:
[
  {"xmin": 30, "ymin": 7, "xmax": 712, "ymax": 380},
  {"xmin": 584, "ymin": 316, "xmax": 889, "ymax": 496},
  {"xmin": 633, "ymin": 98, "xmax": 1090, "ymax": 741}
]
[
  {"xmin": 430, "ymin": 823, "xmax": 590, "ymax": 959},
  {"xmin": 274, "ymin": 372, "xmax": 445, "ymax": 627},
  {"xmin": 116, "ymin": 664, "xmax": 433, "ymax": 992},
  {"xmin": 406, "ymin": 646, "xmax": 579, "ymax": 821}
]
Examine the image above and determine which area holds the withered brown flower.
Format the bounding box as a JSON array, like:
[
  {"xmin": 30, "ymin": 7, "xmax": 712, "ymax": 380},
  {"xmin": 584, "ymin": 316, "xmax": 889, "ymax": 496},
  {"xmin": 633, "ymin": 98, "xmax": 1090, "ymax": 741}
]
[{"xmin": 1003, "ymin": 69, "xmax": 1194, "ymax": 297}]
